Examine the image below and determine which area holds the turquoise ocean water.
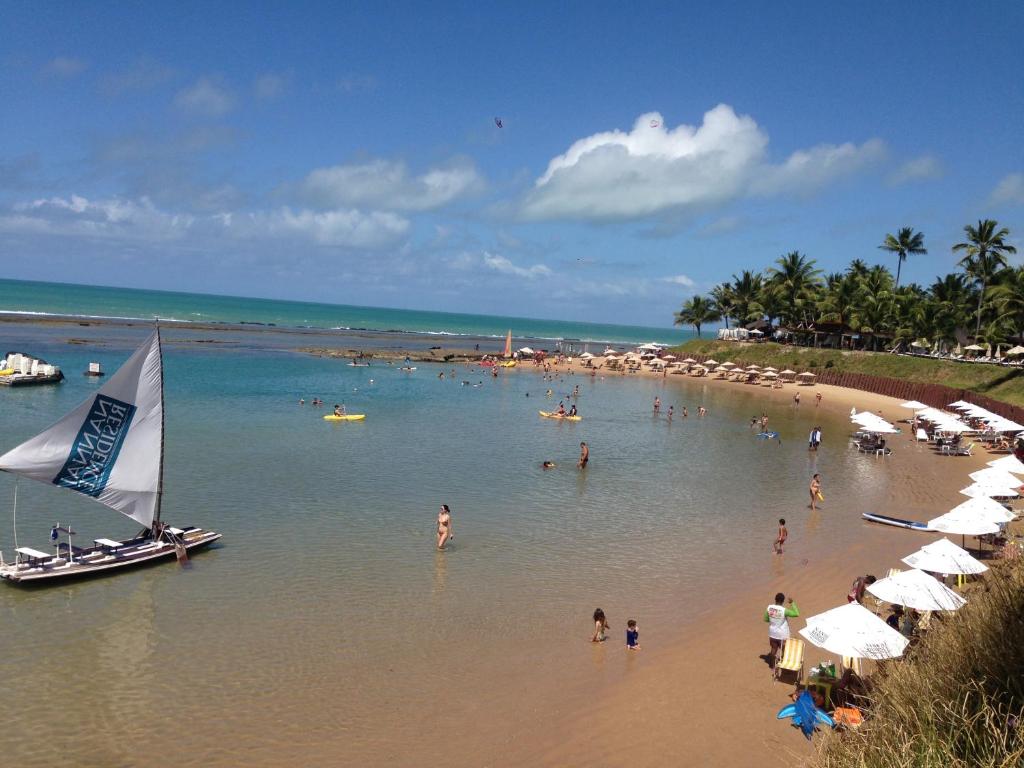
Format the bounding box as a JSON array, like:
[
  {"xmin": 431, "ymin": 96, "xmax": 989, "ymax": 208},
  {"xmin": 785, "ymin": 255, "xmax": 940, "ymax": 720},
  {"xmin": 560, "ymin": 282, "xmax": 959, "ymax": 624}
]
[
  {"xmin": 0, "ymin": 278, "xmax": 693, "ymax": 346},
  {"xmin": 0, "ymin": 323, "xmax": 898, "ymax": 766}
]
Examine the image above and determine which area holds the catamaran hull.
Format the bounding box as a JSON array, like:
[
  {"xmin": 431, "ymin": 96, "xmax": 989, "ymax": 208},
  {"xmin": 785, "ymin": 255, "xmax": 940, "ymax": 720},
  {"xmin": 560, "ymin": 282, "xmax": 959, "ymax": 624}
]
[{"xmin": 0, "ymin": 528, "xmax": 221, "ymax": 584}]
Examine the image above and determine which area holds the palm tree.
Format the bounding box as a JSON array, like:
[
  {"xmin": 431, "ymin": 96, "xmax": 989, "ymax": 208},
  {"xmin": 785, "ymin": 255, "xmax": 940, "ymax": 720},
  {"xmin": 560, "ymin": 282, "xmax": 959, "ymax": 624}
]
[
  {"xmin": 673, "ymin": 295, "xmax": 721, "ymax": 337},
  {"xmin": 878, "ymin": 228, "xmax": 926, "ymax": 289},
  {"xmin": 730, "ymin": 270, "xmax": 764, "ymax": 326},
  {"xmin": 953, "ymin": 219, "xmax": 1017, "ymax": 336},
  {"xmin": 818, "ymin": 272, "xmax": 859, "ymax": 328},
  {"xmin": 990, "ymin": 266, "xmax": 1024, "ymax": 341},
  {"xmin": 768, "ymin": 251, "xmax": 822, "ymax": 326},
  {"xmin": 709, "ymin": 283, "xmax": 735, "ymax": 329}
]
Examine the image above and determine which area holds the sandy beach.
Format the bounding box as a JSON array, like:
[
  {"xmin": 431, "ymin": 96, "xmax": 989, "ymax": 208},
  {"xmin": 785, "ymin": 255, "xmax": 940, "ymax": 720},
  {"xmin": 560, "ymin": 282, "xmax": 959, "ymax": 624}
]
[{"xmin": 493, "ymin": 356, "xmax": 996, "ymax": 767}]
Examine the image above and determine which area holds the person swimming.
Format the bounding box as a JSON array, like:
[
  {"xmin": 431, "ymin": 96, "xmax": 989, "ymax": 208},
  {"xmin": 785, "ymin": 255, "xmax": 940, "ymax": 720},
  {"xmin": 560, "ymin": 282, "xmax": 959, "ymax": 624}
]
[{"xmin": 541, "ymin": 461, "xmax": 556, "ymax": 469}]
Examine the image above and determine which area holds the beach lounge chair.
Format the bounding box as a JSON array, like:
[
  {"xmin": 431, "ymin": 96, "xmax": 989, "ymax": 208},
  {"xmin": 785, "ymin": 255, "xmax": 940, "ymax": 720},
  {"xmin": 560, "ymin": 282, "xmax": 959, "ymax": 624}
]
[
  {"xmin": 916, "ymin": 428, "xmax": 928, "ymax": 442},
  {"xmin": 955, "ymin": 442, "xmax": 974, "ymax": 457},
  {"xmin": 774, "ymin": 638, "xmax": 805, "ymax": 683}
]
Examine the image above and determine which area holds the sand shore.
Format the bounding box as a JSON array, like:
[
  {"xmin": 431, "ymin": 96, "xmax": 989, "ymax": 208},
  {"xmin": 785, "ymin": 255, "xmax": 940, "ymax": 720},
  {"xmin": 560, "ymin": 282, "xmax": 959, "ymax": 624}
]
[{"xmin": 497, "ymin": 355, "xmax": 999, "ymax": 767}]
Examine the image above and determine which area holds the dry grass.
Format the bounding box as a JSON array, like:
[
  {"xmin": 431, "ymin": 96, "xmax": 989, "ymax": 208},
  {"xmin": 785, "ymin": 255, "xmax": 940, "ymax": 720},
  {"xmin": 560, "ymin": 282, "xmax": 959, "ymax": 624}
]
[{"xmin": 814, "ymin": 559, "xmax": 1024, "ymax": 767}]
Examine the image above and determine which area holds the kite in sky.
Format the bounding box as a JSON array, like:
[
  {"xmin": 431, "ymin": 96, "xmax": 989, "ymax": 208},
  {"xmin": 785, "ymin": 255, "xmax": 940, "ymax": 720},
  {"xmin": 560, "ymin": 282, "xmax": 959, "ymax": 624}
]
[{"xmin": 494, "ymin": 117, "xmax": 503, "ymax": 128}]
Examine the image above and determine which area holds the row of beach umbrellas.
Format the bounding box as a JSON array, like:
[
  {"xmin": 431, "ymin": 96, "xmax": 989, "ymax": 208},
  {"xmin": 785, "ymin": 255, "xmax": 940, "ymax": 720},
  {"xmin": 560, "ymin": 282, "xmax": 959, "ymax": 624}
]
[{"xmin": 797, "ymin": 447, "xmax": 1022, "ymax": 660}]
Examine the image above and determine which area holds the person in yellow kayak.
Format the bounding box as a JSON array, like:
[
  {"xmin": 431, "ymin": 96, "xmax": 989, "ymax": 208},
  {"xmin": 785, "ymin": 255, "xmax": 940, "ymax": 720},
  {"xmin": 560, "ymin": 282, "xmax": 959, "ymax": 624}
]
[
  {"xmin": 567, "ymin": 404, "xmax": 578, "ymax": 417},
  {"xmin": 555, "ymin": 402, "xmax": 567, "ymax": 417},
  {"xmin": 333, "ymin": 403, "xmax": 347, "ymax": 417}
]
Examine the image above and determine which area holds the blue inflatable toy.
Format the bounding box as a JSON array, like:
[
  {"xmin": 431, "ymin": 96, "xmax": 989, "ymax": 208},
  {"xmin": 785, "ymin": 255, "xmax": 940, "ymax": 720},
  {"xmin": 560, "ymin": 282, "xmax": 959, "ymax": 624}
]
[{"xmin": 777, "ymin": 690, "xmax": 834, "ymax": 739}]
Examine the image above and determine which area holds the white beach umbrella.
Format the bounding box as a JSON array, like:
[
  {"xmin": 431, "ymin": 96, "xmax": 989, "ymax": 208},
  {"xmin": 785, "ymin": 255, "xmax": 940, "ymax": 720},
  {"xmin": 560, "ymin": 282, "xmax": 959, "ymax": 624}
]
[
  {"xmin": 960, "ymin": 483, "xmax": 1020, "ymax": 499},
  {"xmin": 713, "ymin": 365, "xmax": 727, "ymax": 372},
  {"xmin": 721, "ymin": 361, "xmax": 737, "ymax": 369},
  {"xmin": 799, "ymin": 603, "xmax": 909, "ymax": 660},
  {"xmin": 949, "ymin": 400, "xmax": 973, "ymax": 409},
  {"xmin": 866, "ymin": 568, "xmax": 966, "ymax": 612},
  {"xmin": 987, "ymin": 455, "xmax": 1024, "ymax": 474},
  {"xmin": 762, "ymin": 371, "xmax": 779, "ymax": 379},
  {"xmin": 797, "ymin": 371, "xmax": 816, "ymax": 378},
  {"xmin": 704, "ymin": 359, "xmax": 719, "ymax": 366},
  {"xmin": 762, "ymin": 366, "xmax": 778, "ymax": 372},
  {"xmin": 682, "ymin": 358, "xmax": 696, "ymax": 364},
  {"xmin": 902, "ymin": 538, "xmax": 988, "ymax": 575},
  {"xmin": 927, "ymin": 512, "xmax": 1000, "ymax": 536},
  {"xmin": 901, "ymin": 400, "xmax": 928, "ymax": 410},
  {"xmin": 579, "ymin": 352, "xmax": 594, "ymax": 359},
  {"xmin": 964, "ymin": 344, "xmax": 985, "ymax": 351},
  {"xmin": 948, "ymin": 497, "xmax": 1015, "ymax": 523},
  {"xmin": 1006, "ymin": 345, "xmax": 1024, "ymax": 356},
  {"xmin": 649, "ymin": 358, "xmax": 666, "ymax": 367},
  {"xmin": 662, "ymin": 354, "xmax": 677, "ymax": 360},
  {"xmin": 969, "ymin": 468, "xmax": 1023, "ymax": 488},
  {"xmin": 518, "ymin": 347, "xmax": 535, "ymax": 355}
]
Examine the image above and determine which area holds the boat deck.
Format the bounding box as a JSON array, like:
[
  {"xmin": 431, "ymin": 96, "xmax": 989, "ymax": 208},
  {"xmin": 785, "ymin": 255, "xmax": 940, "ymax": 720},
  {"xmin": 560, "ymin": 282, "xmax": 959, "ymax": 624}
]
[{"xmin": 0, "ymin": 527, "xmax": 221, "ymax": 583}]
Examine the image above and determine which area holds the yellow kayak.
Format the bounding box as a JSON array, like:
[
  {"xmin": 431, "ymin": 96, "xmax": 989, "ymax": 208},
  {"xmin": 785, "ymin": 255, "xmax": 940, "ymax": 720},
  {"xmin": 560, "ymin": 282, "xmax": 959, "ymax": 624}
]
[
  {"xmin": 323, "ymin": 414, "xmax": 366, "ymax": 421},
  {"xmin": 539, "ymin": 410, "xmax": 581, "ymax": 421}
]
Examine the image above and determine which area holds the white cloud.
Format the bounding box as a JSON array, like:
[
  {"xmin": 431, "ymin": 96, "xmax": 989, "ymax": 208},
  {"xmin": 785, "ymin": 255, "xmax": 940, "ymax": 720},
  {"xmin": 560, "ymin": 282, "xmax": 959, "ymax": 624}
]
[
  {"xmin": 254, "ymin": 73, "xmax": 287, "ymax": 101},
  {"xmin": 0, "ymin": 194, "xmax": 409, "ymax": 250},
  {"xmin": 990, "ymin": 173, "xmax": 1024, "ymax": 205},
  {"xmin": 482, "ymin": 252, "xmax": 551, "ymax": 279},
  {"xmin": 43, "ymin": 57, "xmax": 87, "ymax": 77},
  {"xmin": 887, "ymin": 155, "xmax": 943, "ymax": 185},
  {"xmin": 302, "ymin": 159, "xmax": 482, "ymax": 211},
  {"xmin": 251, "ymin": 208, "xmax": 409, "ymax": 248},
  {"xmin": 661, "ymin": 274, "xmax": 695, "ymax": 287},
  {"xmin": 522, "ymin": 104, "xmax": 884, "ymax": 221},
  {"xmin": 174, "ymin": 77, "xmax": 235, "ymax": 116}
]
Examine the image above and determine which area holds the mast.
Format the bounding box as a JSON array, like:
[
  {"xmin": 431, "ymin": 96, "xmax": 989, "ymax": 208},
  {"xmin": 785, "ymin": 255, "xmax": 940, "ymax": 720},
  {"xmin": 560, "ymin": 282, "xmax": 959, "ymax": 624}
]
[{"xmin": 153, "ymin": 322, "xmax": 166, "ymax": 527}]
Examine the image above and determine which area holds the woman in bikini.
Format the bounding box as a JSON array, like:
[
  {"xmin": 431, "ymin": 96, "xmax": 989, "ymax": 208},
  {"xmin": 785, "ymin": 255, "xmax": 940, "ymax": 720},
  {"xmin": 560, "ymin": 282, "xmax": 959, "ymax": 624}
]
[{"xmin": 437, "ymin": 504, "xmax": 452, "ymax": 550}]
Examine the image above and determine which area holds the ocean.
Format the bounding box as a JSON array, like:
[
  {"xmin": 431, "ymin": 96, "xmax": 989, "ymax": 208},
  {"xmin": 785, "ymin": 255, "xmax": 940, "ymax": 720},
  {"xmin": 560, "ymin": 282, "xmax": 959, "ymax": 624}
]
[
  {"xmin": 0, "ymin": 323, "xmax": 894, "ymax": 766},
  {"xmin": 0, "ymin": 278, "xmax": 694, "ymax": 347}
]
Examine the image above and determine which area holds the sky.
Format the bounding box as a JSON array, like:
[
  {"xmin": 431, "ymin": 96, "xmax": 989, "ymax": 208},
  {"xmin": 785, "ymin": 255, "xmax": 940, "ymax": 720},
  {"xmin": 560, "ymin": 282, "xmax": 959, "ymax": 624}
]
[{"xmin": 1, "ymin": 1, "xmax": 1022, "ymax": 327}]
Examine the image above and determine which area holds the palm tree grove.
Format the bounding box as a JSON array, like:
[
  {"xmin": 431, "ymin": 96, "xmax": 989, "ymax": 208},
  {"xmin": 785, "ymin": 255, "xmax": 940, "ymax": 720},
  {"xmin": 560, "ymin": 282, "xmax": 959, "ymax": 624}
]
[{"xmin": 675, "ymin": 219, "xmax": 1019, "ymax": 352}]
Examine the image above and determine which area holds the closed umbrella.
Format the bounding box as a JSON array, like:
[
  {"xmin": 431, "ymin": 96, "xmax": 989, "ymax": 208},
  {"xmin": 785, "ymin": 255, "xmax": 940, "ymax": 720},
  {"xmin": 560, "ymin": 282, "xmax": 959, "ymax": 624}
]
[
  {"xmin": 902, "ymin": 538, "xmax": 988, "ymax": 575},
  {"xmin": 799, "ymin": 603, "xmax": 909, "ymax": 660},
  {"xmin": 866, "ymin": 568, "xmax": 966, "ymax": 612}
]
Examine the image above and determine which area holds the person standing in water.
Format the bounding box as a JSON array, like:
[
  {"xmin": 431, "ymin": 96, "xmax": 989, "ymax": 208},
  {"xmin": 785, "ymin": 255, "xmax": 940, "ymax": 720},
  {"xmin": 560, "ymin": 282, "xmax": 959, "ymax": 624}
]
[
  {"xmin": 774, "ymin": 519, "xmax": 788, "ymax": 554},
  {"xmin": 592, "ymin": 608, "xmax": 610, "ymax": 642},
  {"xmin": 577, "ymin": 441, "xmax": 589, "ymax": 469},
  {"xmin": 809, "ymin": 474, "xmax": 822, "ymax": 511},
  {"xmin": 653, "ymin": 396, "xmax": 661, "ymax": 413},
  {"xmin": 437, "ymin": 504, "xmax": 452, "ymax": 550}
]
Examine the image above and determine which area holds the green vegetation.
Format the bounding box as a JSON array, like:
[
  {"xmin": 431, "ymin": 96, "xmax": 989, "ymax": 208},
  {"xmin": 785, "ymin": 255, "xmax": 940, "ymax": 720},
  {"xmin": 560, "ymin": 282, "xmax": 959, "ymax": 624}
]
[
  {"xmin": 681, "ymin": 219, "xmax": 1019, "ymax": 353},
  {"xmin": 813, "ymin": 559, "xmax": 1024, "ymax": 768},
  {"xmin": 671, "ymin": 340, "xmax": 1024, "ymax": 407}
]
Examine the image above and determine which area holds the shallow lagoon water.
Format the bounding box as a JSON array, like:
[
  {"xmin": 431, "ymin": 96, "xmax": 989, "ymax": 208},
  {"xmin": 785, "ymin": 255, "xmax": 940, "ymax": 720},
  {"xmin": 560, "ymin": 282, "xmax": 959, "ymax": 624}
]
[{"xmin": 0, "ymin": 329, "xmax": 894, "ymax": 765}]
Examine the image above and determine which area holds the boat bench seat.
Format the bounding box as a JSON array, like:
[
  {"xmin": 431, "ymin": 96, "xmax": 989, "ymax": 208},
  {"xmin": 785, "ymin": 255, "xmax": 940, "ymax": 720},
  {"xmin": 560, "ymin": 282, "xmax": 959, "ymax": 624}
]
[
  {"xmin": 16, "ymin": 546, "xmax": 52, "ymax": 564},
  {"xmin": 94, "ymin": 538, "xmax": 124, "ymax": 549}
]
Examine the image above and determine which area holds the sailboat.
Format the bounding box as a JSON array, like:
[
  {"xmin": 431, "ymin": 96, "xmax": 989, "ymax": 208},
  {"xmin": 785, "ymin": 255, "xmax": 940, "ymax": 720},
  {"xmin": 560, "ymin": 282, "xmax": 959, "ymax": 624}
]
[
  {"xmin": 0, "ymin": 329, "xmax": 221, "ymax": 584},
  {"xmin": 499, "ymin": 329, "xmax": 517, "ymax": 367}
]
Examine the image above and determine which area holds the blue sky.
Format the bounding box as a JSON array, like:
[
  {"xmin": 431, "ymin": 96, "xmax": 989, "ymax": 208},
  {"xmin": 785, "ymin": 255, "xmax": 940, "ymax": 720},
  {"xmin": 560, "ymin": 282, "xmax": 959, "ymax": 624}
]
[{"xmin": 1, "ymin": 1, "xmax": 1022, "ymax": 327}]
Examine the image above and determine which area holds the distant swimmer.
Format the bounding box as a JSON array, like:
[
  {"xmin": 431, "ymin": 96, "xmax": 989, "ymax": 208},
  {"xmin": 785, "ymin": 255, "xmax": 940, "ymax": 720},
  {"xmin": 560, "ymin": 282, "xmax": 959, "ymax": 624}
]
[
  {"xmin": 542, "ymin": 461, "xmax": 556, "ymax": 469},
  {"xmin": 573, "ymin": 384, "xmax": 579, "ymax": 397},
  {"xmin": 437, "ymin": 504, "xmax": 452, "ymax": 550},
  {"xmin": 654, "ymin": 396, "xmax": 661, "ymax": 413},
  {"xmin": 682, "ymin": 406, "xmax": 688, "ymax": 418},
  {"xmin": 698, "ymin": 406, "xmax": 707, "ymax": 417},
  {"xmin": 439, "ymin": 371, "xmax": 445, "ymax": 379},
  {"xmin": 299, "ymin": 399, "xmax": 305, "ymax": 405},
  {"xmin": 667, "ymin": 405, "xmax": 674, "ymax": 421},
  {"xmin": 577, "ymin": 441, "xmax": 589, "ymax": 469}
]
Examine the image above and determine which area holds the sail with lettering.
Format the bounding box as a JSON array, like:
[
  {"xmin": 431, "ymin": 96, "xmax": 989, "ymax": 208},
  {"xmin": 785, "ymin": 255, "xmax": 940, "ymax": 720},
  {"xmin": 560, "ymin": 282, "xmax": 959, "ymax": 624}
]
[{"xmin": 0, "ymin": 331, "xmax": 163, "ymax": 528}]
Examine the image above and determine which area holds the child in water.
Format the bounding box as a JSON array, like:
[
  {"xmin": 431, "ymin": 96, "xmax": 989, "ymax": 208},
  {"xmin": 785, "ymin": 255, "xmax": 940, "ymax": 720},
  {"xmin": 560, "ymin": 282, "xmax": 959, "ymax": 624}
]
[
  {"xmin": 626, "ymin": 620, "xmax": 640, "ymax": 650},
  {"xmin": 591, "ymin": 608, "xmax": 610, "ymax": 642}
]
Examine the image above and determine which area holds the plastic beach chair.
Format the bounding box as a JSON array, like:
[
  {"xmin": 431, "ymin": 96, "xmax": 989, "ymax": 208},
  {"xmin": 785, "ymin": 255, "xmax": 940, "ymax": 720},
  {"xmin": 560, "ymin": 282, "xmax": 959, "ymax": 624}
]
[
  {"xmin": 956, "ymin": 442, "xmax": 974, "ymax": 456},
  {"xmin": 841, "ymin": 656, "xmax": 863, "ymax": 676},
  {"xmin": 774, "ymin": 638, "xmax": 805, "ymax": 683}
]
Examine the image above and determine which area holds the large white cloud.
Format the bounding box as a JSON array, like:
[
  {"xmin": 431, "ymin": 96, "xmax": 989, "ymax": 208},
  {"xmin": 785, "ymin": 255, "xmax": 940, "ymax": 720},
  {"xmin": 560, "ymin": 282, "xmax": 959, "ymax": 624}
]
[
  {"xmin": 0, "ymin": 194, "xmax": 409, "ymax": 250},
  {"xmin": 522, "ymin": 104, "xmax": 884, "ymax": 221},
  {"xmin": 302, "ymin": 159, "xmax": 481, "ymax": 211}
]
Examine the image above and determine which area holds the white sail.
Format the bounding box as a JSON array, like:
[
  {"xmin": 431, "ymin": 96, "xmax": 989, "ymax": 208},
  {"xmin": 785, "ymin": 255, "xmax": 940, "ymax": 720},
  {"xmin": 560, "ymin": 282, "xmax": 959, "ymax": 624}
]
[{"xmin": 0, "ymin": 331, "xmax": 163, "ymax": 527}]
